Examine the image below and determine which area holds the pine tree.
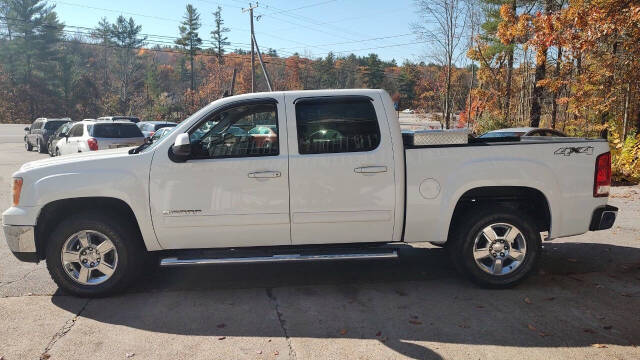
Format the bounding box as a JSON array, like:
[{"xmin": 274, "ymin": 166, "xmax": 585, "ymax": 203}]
[
  {"xmin": 91, "ymin": 17, "xmax": 112, "ymax": 92},
  {"xmin": 110, "ymin": 15, "xmax": 146, "ymax": 113},
  {"xmin": 363, "ymin": 53, "xmax": 384, "ymax": 89},
  {"xmin": 211, "ymin": 6, "xmax": 230, "ymax": 63},
  {"xmin": 175, "ymin": 4, "xmax": 202, "ymax": 91}
]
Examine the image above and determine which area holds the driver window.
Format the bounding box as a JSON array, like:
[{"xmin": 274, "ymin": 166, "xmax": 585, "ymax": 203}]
[{"xmin": 189, "ymin": 101, "xmax": 279, "ymax": 159}]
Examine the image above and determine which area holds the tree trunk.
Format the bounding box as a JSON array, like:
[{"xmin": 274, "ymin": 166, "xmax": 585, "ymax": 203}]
[
  {"xmin": 530, "ymin": 48, "xmax": 547, "ymax": 127},
  {"xmin": 622, "ymin": 82, "xmax": 630, "ymax": 140},
  {"xmin": 503, "ymin": 0, "xmax": 517, "ymax": 124},
  {"xmin": 530, "ymin": 0, "xmax": 554, "ymax": 128},
  {"xmin": 445, "ymin": 62, "xmax": 452, "ymax": 129},
  {"xmin": 190, "ymin": 52, "xmax": 195, "ymax": 91},
  {"xmin": 551, "ymin": 47, "xmax": 562, "ymax": 129}
]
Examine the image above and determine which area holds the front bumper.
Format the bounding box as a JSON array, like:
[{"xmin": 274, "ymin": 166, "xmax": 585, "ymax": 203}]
[
  {"xmin": 589, "ymin": 205, "xmax": 618, "ymax": 231},
  {"xmin": 3, "ymin": 225, "xmax": 38, "ymax": 262}
]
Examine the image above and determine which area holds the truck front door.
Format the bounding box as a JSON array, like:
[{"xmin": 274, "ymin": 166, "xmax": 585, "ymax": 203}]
[
  {"xmin": 149, "ymin": 96, "xmax": 291, "ymax": 249},
  {"xmin": 285, "ymin": 94, "xmax": 396, "ymax": 245}
]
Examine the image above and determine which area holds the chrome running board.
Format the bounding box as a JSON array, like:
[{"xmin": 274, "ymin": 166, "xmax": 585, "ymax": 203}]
[{"xmin": 160, "ymin": 249, "xmax": 398, "ymax": 267}]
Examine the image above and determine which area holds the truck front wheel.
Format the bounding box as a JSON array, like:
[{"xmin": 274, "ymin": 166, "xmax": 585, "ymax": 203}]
[
  {"xmin": 448, "ymin": 206, "xmax": 541, "ymax": 288},
  {"xmin": 45, "ymin": 212, "xmax": 146, "ymax": 297}
]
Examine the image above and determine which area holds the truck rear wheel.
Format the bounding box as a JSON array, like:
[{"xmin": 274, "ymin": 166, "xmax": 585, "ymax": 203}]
[
  {"xmin": 448, "ymin": 206, "xmax": 541, "ymax": 288},
  {"xmin": 45, "ymin": 212, "xmax": 146, "ymax": 297}
]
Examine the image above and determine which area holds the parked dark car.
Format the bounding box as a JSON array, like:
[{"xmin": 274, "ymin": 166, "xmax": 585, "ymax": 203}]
[
  {"xmin": 24, "ymin": 118, "xmax": 72, "ymax": 153},
  {"xmin": 137, "ymin": 121, "xmax": 177, "ymax": 138},
  {"xmin": 97, "ymin": 116, "xmax": 141, "ymax": 124},
  {"xmin": 47, "ymin": 121, "xmax": 74, "ymax": 157}
]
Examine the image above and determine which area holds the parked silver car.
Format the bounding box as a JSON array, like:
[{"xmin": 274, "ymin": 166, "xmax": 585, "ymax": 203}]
[
  {"xmin": 54, "ymin": 120, "xmax": 145, "ymax": 155},
  {"xmin": 137, "ymin": 121, "xmax": 177, "ymax": 138}
]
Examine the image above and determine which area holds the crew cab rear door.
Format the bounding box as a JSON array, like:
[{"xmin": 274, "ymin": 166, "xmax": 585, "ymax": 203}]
[{"xmin": 285, "ymin": 93, "xmax": 396, "ymax": 245}]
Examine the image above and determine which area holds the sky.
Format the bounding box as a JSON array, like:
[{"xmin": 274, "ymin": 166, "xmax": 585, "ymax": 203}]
[{"xmin": 52, "ymin": 0, "xmax": 433, "ymax": 63}]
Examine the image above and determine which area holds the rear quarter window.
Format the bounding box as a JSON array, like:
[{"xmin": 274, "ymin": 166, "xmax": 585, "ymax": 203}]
[{"xmin": 90, "ymin": 124, "xmax": 144, "ymax": 138}]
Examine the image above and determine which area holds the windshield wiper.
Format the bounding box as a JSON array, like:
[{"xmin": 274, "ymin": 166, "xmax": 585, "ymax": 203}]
[{"xmin": 129, "ymin": 141, "xmax": 151, "ymax": 154}]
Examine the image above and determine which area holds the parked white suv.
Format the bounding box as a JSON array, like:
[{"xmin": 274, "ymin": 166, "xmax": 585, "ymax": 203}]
[
  {"xmin": 54, "ymin": 120, "xmax": 146, "ymax": 155},
  {"xmin": 3, "ymin": 89, "xmax": 617, "ymax": 297}
]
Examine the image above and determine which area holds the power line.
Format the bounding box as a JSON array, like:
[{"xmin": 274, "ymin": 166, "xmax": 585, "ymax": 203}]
[
  {"xmin": 275, "ymin": 33, "xmax": 415, "ymax": 51},
  {"xmin": 258, "ymin": 0, "xmax": 338, "ymax": 16}
]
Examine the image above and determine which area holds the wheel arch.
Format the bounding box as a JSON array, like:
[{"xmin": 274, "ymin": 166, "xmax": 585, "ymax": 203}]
[
  {"xmin": 446, "ymin": 186, "xmax": 551, "ymax": 244},
  {"xmin": 34, "ymin": 197, "xmax": 147, "ymax": 260}
]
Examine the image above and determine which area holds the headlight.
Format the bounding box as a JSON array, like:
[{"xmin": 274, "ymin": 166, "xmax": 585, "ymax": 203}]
[{"xmin": 12, "ymin": 177, "xmax": 23, "ymax": 206}]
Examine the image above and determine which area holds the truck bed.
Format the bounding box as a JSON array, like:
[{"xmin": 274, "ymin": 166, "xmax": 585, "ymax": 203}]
[{"xmin": 402, "ymin": 136, "xmax": 610, "ymax": 243}]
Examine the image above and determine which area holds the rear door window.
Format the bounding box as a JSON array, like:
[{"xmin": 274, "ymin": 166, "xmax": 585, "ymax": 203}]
[
  {"xmin": 90, "ymin": 123, "xmax": 144, "ymax": 138},
  {"xmin": 69, "ymin": 124, "xmax": 84, "ymax": 137},
  {"xmin": 295, "ymin": 98, "xmax": 380, "ymax": 154}
]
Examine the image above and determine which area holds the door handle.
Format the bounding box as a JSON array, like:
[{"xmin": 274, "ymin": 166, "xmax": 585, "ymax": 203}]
[
  {"xmin": 354, "ymin": 166, "xmax": 388, "ymax": 174},
  {"xmin": 248, "ymin": 171, "xmax": 281, "ymax": 178}
]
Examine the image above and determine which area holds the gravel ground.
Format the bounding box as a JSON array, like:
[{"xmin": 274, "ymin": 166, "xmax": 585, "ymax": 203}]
[{"xmin": 0, "ymin": 125, "xmax": 639, "ymax": 360}]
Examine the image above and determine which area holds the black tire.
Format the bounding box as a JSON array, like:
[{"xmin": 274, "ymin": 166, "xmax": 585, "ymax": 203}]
[
  {"xmin": 45, "ymin": 212, "xmax": 147, "ymax": 297},
  {"xmin": 447, "ymin": 205, "xmax": 541, "ymax": 288},
  {"xmin": 38, "ymin": 139, "xmax": 47, "ymax": 153},
  {"xmin": 55, "ymin": 147, "xmax": 60, "ymax": 157},
  {"xmin": 25, "ymin": 140, "xmax": 33, "ymax": 151}
]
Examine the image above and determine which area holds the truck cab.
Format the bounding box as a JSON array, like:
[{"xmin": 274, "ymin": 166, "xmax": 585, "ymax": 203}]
[{"xmin": 149, "ymin": 90, "xmax": 403, "ymax": 249}]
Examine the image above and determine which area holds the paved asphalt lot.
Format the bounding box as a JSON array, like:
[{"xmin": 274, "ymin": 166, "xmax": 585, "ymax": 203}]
[{"xmin": 0, "ymin": 123, "xmax": 639, "ymax": 360}]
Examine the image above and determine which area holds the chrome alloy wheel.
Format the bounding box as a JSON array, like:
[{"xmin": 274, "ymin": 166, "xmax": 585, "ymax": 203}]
[
  {"xmin": 472, "ymin": 223, "xmax": 527, "ymax": 276},
  {"xmin": 61, "ymin": 230, "xmax": 118, "ymax": 285}
]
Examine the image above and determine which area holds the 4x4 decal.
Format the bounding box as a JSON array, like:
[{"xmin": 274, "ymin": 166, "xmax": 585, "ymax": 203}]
[{"xmin": 554, "ymin": 146, "xmax": 594, "ymax": 156}]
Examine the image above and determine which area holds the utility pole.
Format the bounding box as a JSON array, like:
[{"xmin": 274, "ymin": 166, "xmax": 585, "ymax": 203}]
[
  {"xmin": 243, "ymin": 3, "xmax": 259, "ymax": 92},
  {"xmin": 252, "ymin": 33, "xmax": 272, "ymax": 91}
]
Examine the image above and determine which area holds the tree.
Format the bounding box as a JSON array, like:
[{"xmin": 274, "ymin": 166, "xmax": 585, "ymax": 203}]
[
  {"xmin": 363, "ymin": 53, "xmax": 384, "ymax": 88},
  {"xmin": 0, "ymin": 0, "xmax": 63, "ymax": 117},
  {"xmin": 110, "ymin": 15, "xmax": 146, "ymax": 113},
  {"xmin": 176, "ymin": 4, "xmax": 202, "ymax": 91},
  {"xmin": 210, "ymin": 6, "xmax": 229, "ymax": 63},
  {"xmin": 91, "ymin": 17, "xmax": 112, "ymax": 92},
  {"xmin": 413, "ymin": 0, "xmax": 467, "ymax": 128}
]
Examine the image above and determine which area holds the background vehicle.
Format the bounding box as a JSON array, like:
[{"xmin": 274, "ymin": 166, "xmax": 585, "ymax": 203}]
[
  {"xmin": 3, "ymin": 89, "xmax": 616, "ymax": 297},
  {"xmin": 150, "ymin": 126, "xmax": 175, "ymax": 142},
  {"xmin": 97, "ymin": 116, "xmax": 141, "ymax": 124},
  {"xmin": 47, "ymin": 122, "xmax": 74, "ymax": 157},
  {"xmin": 137, "ymin": 121, "xmax": 177, "ymax": 138},
  {"xmin": 480, "ymin": 127, "xmax": 567, "ymax": 138},
  {"xmin": 248, "ymin": 124, "xmax": 277, "ymax": 148},
  {"xmin": 24, "ymin": 118, "xmax": 71, "ymax": 153},
  {"xmin": 55, "ymin": 120, "xmax": 145, "ymax": 155}
]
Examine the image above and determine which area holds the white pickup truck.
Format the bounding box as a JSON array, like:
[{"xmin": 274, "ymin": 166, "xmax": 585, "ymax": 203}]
[{"xmin": 3, "ymin": 89, "xmax": 617, "ymax": 297}]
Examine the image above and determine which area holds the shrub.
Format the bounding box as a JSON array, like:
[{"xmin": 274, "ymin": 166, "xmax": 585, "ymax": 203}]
[{"xmin": 610, "ymin": 130, "xmax": 640, "ymax": 184}]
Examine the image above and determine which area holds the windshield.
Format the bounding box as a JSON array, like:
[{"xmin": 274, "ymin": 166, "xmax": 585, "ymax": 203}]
[
  {"xmin": 479, "ymin": 131, "xmax": 526, "ymax": 138},
  {"xmin": 44, "ymin": 120, "xmax": 69, "ymax": 130},
  {"xmin": 90, "ymin": 123, "xmax": 143, "ymax": 138}
]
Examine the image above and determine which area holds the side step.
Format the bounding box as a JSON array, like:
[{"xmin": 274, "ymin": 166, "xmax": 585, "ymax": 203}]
[{"xmin": 159, "ymin": 248, "xmax": 398, "ymax": 267}]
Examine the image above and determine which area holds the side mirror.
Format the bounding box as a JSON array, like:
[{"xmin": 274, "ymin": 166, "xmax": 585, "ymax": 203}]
[
  {"xmin": 172, "ymin": 133, "xmax": 191, "ymax": 157},
  {"xmin": 24, "ymin": 127, "xmax": 30, "ymax": 131}
]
